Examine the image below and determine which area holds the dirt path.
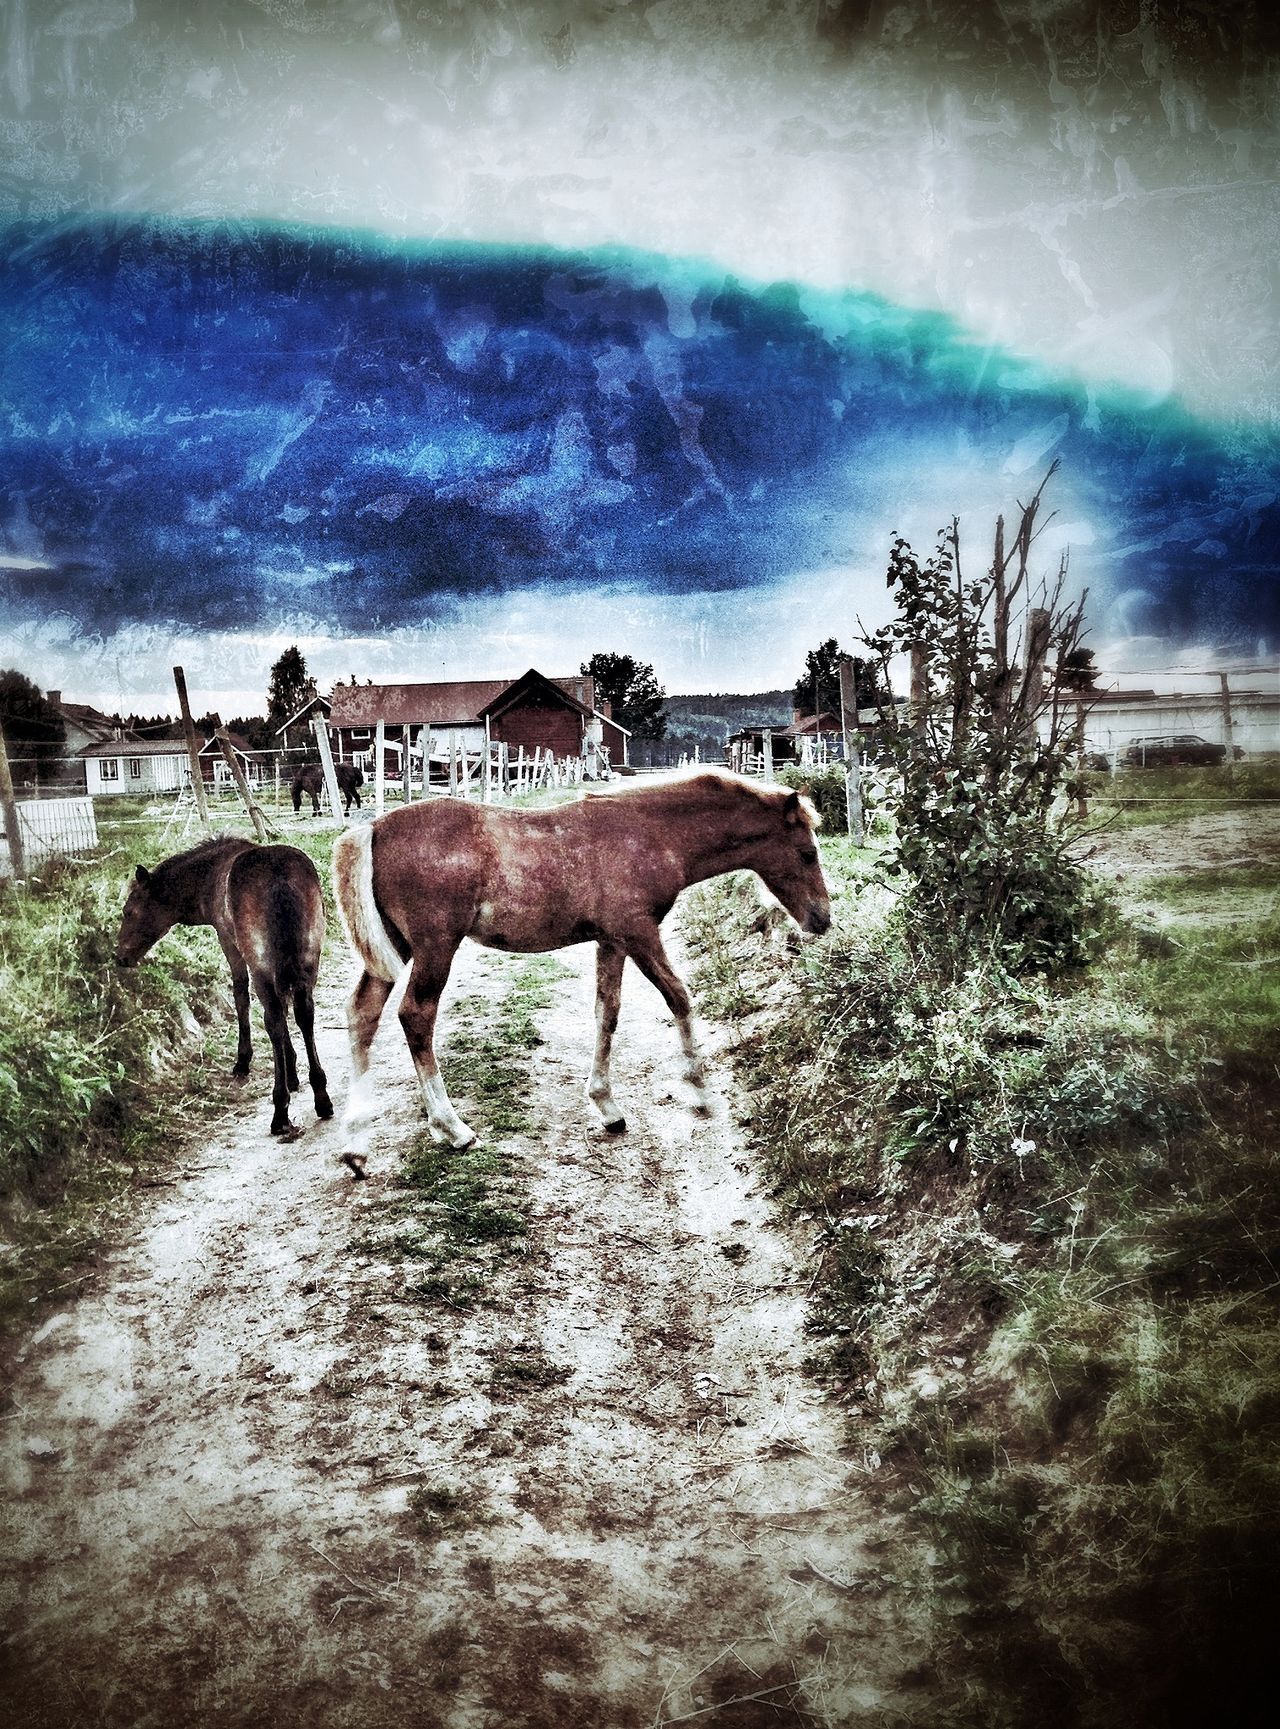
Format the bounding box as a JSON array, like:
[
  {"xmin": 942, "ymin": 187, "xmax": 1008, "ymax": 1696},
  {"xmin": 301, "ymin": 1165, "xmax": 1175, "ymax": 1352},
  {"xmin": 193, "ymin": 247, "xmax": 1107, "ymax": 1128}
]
[{"xmin": 1, "ymin": 926, "xmax": 928, "ymax": 1727}]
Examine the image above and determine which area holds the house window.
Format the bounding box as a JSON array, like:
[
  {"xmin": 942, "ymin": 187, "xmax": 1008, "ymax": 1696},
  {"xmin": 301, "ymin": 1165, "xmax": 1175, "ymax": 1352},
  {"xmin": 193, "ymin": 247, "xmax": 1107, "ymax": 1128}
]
[
  {"xmin": 100, "ymin": 758, "xmax": 119, "ymax": 781},
  {"xmin": 128, "ymin": 758, "xmax": 143, "ymax": 779}
]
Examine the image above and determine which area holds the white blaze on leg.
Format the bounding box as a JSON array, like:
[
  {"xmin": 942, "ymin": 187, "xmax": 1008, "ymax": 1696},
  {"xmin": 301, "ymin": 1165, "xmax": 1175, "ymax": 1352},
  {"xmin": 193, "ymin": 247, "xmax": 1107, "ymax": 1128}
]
[
  {"xmin": 413, "ymin": 1059, "xmax": 476, "ymax": 1149},
  {"xmin": 675, "ymin": 1012, "xmax": 712, "ymax": 1116}
]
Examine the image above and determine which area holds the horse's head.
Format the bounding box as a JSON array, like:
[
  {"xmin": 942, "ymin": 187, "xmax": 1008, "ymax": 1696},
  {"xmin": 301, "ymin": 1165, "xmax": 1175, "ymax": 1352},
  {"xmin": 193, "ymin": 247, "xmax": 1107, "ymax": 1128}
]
[
  {"xmin": 752, "ymin": 788, "xmax": 832, "ymax": 936},
  {"xmin": 116, "ymin": 864, "xmax": 177, "ymax": 967}
]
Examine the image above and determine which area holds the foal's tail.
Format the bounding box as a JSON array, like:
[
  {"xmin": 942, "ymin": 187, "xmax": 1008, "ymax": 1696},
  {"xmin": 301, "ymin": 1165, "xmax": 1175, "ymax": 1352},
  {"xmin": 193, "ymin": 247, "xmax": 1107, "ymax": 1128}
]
[{"xmin": 332, "ymin": 824, "xmax": 406, "ymax": 983}]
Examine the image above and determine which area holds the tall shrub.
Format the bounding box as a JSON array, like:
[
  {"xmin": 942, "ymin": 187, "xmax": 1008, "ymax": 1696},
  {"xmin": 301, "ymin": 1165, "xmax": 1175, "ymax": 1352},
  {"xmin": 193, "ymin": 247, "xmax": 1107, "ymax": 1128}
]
[{"xmin": 862, "ymin": 465, "xmax": 1096, "ymax": 971}]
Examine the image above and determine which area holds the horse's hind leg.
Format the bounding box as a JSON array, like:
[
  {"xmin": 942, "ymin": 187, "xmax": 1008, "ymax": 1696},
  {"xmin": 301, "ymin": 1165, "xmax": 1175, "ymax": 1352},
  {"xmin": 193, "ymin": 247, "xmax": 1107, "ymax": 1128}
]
[
  {"xmin": 293, "ymin": 981, "xmax": 333, "ymax": 1121},
  {"xmin": 258, "ymin": 980, "xmax": 302, "ymax": 1140},
  {"xmin": 219, "ymin": 939, "xmax": 253, "ymax": 1078},
  {"xmin": 342, "ymin": 969, "xmax": 394, "ymax": 1131},
  {"xmin": 400, "ymin": 950, "xmax": 475, "ymax": 1150},
  {"xmin": 624, "ymin": 927, "xmax": 712, "ymax": 1117},
  {"xmin": 587, "ymin": 942, "xmax": 627, "ymax": 1133}
]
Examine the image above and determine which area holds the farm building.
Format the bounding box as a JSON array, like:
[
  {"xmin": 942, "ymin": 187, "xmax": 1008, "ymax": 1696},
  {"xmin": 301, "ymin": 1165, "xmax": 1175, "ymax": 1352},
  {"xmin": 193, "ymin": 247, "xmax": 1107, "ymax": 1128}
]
[
  {"xmin": 327, "ymin": 669, "xmax": 630, "ymax": 776},
  {"xmin": 46, "ymin": 692, "xmax": 121, "ymax": 755},
  {"xmin": 196, "ymin": 732, "xmax": 266, "ymax": 787},
  {"xmin": 1056, "ymin": 682, "xmax": 1280, "ymax": 759},
  {"xmin": 274, "ymin": 692, "xmax": 332, "ymax": 755},
  {"xmin": 79, "ymin": 737, "xmax": 190, "ymax": 796}
]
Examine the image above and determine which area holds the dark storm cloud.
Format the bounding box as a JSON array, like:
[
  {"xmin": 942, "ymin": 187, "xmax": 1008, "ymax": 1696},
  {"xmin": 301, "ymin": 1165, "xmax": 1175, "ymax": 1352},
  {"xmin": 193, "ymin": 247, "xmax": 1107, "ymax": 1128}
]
[{"xmin": 1, "ymin": 218, "xmax": 1277, "ymax": 650}]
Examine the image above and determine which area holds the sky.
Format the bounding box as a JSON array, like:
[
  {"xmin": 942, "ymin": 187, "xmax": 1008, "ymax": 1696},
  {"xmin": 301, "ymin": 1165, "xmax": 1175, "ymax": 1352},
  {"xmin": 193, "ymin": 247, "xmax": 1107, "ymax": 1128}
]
[{"xmin": 1, "ymin": 0, "xmax": 1277, "ymax": 714}]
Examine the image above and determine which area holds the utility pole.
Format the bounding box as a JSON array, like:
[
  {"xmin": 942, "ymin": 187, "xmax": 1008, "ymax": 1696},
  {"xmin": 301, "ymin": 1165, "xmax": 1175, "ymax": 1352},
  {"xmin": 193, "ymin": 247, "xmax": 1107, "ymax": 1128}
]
[
  {"xmin": 172, "ymin": 666, "xmax": 212, "ymax": 835},
  {"xmin": 838, "ymin": 657, "xmax": 864, "ymax": 845},
  {"xmin": 0, "ymin": 724, "xmax": 25, "ymax": 879},
  {"xmin": 214, "ymin": 724, "xmax": 268, "ymax": 841},
  {"xmin": 312, "ymin": 714, "xmax": 344, "ymax": 824}
]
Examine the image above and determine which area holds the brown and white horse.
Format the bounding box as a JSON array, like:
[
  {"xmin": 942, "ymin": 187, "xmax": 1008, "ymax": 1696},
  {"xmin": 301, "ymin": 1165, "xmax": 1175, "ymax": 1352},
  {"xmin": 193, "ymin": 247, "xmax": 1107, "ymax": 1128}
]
[
  {"xmin": 116, "ymin": 838, "xmax": 332, "ymax": 1140},
  {"xmin": 332, "ymin": 770, "xmax": 830, "ymax": 1150}
]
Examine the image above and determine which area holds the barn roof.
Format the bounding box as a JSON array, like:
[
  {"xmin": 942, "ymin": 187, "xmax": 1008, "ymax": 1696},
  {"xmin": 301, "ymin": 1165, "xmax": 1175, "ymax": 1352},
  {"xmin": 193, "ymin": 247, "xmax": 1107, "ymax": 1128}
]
[
  {"xmin": 79, "ymin": 738, "xmax": 187, "ymax": 759},
  {"xmin": 273, "ymin": 692, "xmax": 332, "ymax": 736},
  {"xmin": 329, "ymin": 672, "xmax": 598, "ymax": 729}
]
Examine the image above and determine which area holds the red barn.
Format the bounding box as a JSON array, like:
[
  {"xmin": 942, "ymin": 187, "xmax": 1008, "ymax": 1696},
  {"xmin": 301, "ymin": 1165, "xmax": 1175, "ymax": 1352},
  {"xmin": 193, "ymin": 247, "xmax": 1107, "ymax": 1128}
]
[{"xmin": 327, "ymin": 668, "xmax": 629, "ymax": 779}]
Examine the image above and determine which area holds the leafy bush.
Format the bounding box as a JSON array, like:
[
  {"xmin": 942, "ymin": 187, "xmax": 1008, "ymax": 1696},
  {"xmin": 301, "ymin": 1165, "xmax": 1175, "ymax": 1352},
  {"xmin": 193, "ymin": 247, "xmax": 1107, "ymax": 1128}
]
[{"xmin": 860, "ymin": 471, "xmax": 1099, "ymax": 972}]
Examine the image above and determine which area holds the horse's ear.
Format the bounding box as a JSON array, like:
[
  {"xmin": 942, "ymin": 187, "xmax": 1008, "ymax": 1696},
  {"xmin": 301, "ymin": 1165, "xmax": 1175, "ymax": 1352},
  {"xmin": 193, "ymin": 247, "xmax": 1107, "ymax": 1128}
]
[
  {"xmin": 134, "ymin": 864, "xmax": 151, "ymax": 885},
  {"xmin": 782, "ymin": 790, "xmax": 803, "ymax": 824}
]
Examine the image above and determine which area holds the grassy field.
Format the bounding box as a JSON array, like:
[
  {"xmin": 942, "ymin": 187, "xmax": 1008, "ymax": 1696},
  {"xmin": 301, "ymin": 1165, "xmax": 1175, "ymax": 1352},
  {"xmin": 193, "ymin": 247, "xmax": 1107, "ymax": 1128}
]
[{"xmin": 682, "ymin": 822, "xmax": 1280, "ymax": 1728}]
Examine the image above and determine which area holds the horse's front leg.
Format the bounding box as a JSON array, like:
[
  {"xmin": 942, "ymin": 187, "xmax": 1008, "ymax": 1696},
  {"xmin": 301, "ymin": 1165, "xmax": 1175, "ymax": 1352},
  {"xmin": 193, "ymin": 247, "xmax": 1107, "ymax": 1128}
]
[
  {"xmin": 624, "ymin": 926, "xmax": 712, "ymax": 1117},
  {"xmin": 219, "ymin": 937, "xmax": 253, "ymax": 1078},
  {"xmin": 400, "ymin": 951, "xmax": 475, "ymax": 1149},
  {"xmin": 587, "ymin": 941, "xmax": 627, "ymax": 1133}
]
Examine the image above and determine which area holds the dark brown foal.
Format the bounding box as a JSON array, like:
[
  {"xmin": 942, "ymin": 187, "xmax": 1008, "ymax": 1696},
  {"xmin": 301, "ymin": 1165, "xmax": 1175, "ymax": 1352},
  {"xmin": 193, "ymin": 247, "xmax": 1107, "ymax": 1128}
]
[{"xmin": 116, "ymin": 838, "xmax": 332, "ymax": 1140}]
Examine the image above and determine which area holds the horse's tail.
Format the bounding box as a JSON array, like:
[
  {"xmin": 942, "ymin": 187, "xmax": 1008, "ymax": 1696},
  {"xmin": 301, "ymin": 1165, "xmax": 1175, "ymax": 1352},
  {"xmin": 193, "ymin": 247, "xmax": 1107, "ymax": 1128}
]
[{"xmin": 332, "ymin": 824, "xmax": 405, "ymax": 983}]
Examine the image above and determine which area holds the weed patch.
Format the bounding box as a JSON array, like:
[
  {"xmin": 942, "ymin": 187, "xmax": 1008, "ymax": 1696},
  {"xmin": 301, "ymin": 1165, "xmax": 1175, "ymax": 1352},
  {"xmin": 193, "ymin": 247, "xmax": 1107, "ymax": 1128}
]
[
  {"xmin": 683, "ymin": 846, "xmax": 1280, "ymax": 1727},
  {"xmin": 351, "ymin": 956, "xmax": 568, "ymax": 1306},
  {"xmin": 0, "ymin": 839, "xmax": 231, "ymax": 1330}
]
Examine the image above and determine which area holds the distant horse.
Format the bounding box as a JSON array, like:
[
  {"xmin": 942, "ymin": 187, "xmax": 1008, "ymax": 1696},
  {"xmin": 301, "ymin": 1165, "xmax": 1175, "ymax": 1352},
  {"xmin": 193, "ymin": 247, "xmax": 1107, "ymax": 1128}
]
[
  {"xmin": 116, "ymin": 838, "xmax": 332, "ymax": 1141},
  {"xmin": 332, "ymin": 770, "xmax": 830, "ymax": 1150},
  {"xmin": 292, "ymin": 762, "xmax": 363, "ymax": 816}
]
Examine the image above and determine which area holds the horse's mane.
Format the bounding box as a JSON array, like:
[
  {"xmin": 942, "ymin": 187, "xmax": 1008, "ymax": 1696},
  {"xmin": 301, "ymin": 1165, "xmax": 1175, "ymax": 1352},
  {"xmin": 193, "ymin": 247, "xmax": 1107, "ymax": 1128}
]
[
  {"xmin": 151, "ymin": 835, "xmax": 248, "ymax": 874},
  {"xmin": 585, "ymin": 768, "xmax": 821, "ymax": 826}
]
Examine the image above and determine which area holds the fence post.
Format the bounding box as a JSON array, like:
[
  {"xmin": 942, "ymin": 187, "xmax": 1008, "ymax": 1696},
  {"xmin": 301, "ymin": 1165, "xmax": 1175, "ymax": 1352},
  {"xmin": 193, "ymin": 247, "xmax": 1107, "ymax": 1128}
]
[
  {"xmin": 402, "ymin": 724, "xmax": 412, "ymax": 803},
  {"xmin": 422, "ymin": 724, "xmax": 432, "ymax": 798},
  {"xmin": 374, "ymin": 718, "xmax": 385, "ymax": 815},
  {"xmin": 1219, "ymin": 673, "xmax": 1235, "ymax": 781},
  {"xmin": 214, "ymin": 725, "xmax": 268, "ymax": 841},
  {"xmin": 483, "ymin": 717, "xmax": 493, "ymax": 804},
  {"xmin": 312, "ymin": 714, "xmax": 344, "ymax": 824},
  {"xmin": 172, "ymin": 665, "xmax": 212, "ymax": 835},
  {"xmin": 0, "ymin": 724, "xmax": 26, "ymax": 879},
  {"xmin": 838, "ymin": 656, "xmax": 864, "ymax": 845},
  {"xmin": 761, "ymin": 729, "xmax": 774, "ymax": 782}
]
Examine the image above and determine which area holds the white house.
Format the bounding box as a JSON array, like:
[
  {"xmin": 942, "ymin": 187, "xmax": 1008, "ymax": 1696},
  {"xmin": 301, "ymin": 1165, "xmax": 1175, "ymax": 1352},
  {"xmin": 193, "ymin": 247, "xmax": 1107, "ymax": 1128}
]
[{"xmin": 80, "ymin": 738, "xmax": 191, "ymax": 796}]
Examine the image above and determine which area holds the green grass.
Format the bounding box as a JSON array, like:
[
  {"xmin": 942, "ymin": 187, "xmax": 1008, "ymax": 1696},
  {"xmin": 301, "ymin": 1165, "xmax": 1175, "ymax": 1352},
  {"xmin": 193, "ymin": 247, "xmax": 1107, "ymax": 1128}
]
[
  {"xmin": 682, "ymin": 843, "xmax": 1280, "ymax": 1727},
  {"xmin": 350, "ymin": 954, "xmax": 570, "ymax": 1308},
  {"xmin": 1083, "ymin": 756, "xmax": 1280, "ymax": 831},
  {"xmin": 0, "ymin": 813, "xmax": 238, "ymax": 1329}
]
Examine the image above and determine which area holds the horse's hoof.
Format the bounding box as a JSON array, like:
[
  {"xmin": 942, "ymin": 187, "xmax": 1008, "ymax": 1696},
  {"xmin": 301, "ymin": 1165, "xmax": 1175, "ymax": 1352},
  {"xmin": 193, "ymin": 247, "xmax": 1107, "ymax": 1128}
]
[
  {"xmin": 230, "ymin": 1066, "xmax": 250, "ymax": 1081},
  {"xmin": 340, "ymin": 1152, "xmax": 368, "ymax": 1180},
  {"xmin": 273, "ymin": 1121, "xmax": 303, "ymax": 1142},
  {"xmin": 604, "ymin": 1117, "xmax": 627, "ymax": 1135},
  {"xmin": 315, "ymin": 1095, "xmax": 334, "ymax": 1120}
]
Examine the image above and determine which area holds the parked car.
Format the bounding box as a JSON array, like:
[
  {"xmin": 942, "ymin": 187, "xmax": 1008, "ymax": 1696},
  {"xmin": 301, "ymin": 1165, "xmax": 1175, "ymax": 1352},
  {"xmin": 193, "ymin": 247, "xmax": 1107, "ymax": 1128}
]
[{"xmin": 1121, "ymin": 734, "xmax": 1228, "ymax": 767}]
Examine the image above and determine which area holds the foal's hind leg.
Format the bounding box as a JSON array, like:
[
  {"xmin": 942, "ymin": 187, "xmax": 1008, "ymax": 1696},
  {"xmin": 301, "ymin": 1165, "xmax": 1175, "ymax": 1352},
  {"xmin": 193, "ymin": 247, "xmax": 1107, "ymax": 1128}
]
[
  {"xmin": 342, "ymin": 969, "xmax": 395, "ymax": 1131},
  {"xmin": 258, "ymin": 979, "xmax": 302, "ymax": 1140},
  {"xmin": 400, "ymin": 951, "xmax": 475, "ymax": 1150},
  {"xmin": 587, "ymin": 942, "xmax": 628, "ymax": 1133},
  {"xmin": 624, "ymin": 927, "xmax": 712, "ymax": 1117},
  {"xmin": 219, "ymin": 938, "xmax": 253, "ymax": 1078},
  {"xmin": 293, "ymin": 981, "xmax": 333, "ymax": 1121}
]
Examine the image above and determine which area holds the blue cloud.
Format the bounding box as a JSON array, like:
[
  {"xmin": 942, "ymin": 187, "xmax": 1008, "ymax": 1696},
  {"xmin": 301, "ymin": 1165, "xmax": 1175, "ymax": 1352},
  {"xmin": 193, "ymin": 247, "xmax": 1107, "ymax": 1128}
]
[{"xmin": 0, "ymin": 217, "xmax": 1276, "ymax": 647}]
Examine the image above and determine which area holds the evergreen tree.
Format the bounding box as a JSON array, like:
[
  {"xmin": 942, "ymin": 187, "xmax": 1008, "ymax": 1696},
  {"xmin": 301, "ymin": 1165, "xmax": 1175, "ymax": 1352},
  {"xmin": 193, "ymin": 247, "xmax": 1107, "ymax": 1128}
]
[
  {"xmin": 266, "ymin": 646, "xmax": 317, "ymax": 734},
  {"xmin": 581, "ymin": 653, "xmax": 667, "ymax": 740},
  {"xmin": 793, "ymin": 640, "xmax": 887, "ymax": 717},
  {"xmin": 0, "ymin": 670, "xmax": 66, "ymax": 772}
]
